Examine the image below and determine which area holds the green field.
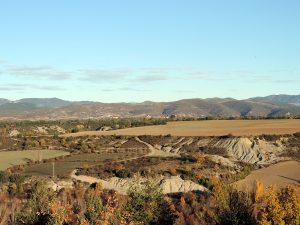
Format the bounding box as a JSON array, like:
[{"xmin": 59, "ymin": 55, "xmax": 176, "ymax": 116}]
[
  {"xmin": 0, "ymin": 150, "xmax": 70, "ymax": 171},
  {"xmin": 24, "ymin": 151, "xmax": 145, "ymax": 177}
]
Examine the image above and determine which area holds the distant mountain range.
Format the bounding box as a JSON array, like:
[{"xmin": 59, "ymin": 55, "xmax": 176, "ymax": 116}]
[
  {"xmin": 0, "ymin": 95, "xmax": 300, "ymax": 120},
  {"xmin": 250, "ymin": 95, "xmax": 300, "ymax": 106}
]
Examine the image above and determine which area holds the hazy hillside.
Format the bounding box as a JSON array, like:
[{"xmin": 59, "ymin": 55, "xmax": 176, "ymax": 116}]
[
  {"xmin": 0, "ymin": 102, "xmax": 37, "ymax": 113},
  {"xmin": 0, "ymin": 98, "xmax": 10, "ymax": 105},
  {"xmin": 0, "ymin": 95, "xmax": 300, "ymax": 120},
  {"xmin": 17, "ymin": 98, "xmax": 72, "ymax": 108},
  {"xmin": 251, "ymin": 94, "xmax": 300, "ymax": 106}
]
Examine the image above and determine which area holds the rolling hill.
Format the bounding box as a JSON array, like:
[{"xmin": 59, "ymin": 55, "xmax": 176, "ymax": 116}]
[
  {"xmin": 0, "ymin": 98, "xmax": 10, "ymax": 105},
  {"xmin": 251, "ymin": 94, "xmax": 300, "ymax": 106},
  {"xmin": 0, "ymin": 95, "xmax": 299, "ymax": 120}
]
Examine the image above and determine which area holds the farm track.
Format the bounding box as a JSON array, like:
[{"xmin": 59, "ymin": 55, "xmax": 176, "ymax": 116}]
[{"xmin": 135, "ymin": 137, "xmax": 180, "ymax": 157}]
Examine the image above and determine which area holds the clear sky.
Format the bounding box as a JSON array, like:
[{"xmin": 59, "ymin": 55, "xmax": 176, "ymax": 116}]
[{"xmin": 0, "ymin": 0, "xmax": 299, "ymax": 102}]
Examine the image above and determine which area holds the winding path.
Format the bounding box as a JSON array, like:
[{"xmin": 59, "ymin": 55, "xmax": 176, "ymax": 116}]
[{"xmin": 134, "ymin": 137, "xmax": 180, "ymax": 157}]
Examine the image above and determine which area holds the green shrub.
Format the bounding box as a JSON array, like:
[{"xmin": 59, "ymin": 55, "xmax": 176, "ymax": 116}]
[
  {"xmin": 115, "ymin": 169, "xmax": 133, "ymax": 178},
  {"xmin": 16, "ymin": 182, "xmax": 54, "ymax": 224},
  {"xmin": 120, "ymin": 180, "xmax": 175, "ymax": 224},
  {"xmin": 84, "ymin": 189, "xmax": 103, "ymax": 224},
  {"xmin": 294, "ymin": 132, "xmax": 300, "ymax": 139},
  {"xmin": 218, "ymin": 190, "xmax": 256, "ymax": 225},
  {"xmin": 259, "ymin": 134, "xmax": 279, "ymax": 142},
  {"xmin": 9, "ymin": 173, "xmax": 25, "ymax": 186},
  {"xmin": 71, "ymin": 128, "xmax": 79, "ymax": 133},
  {"xmin": 0, "ymin": 171, "xmax": 9, "ymax": 183}
]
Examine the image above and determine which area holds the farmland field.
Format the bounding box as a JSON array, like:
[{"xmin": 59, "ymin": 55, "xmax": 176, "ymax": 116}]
[
  {"xmin": 0, "ymin": 150, "xmax": 70, "ymax": 171},
  {"xmin": 24, "ymin": 150, "xmax": 147, "ymax": 177},
  {"xmin": 235, "ymin": 160, "xmax": 300, "ymax": 191},
  {"xmin": 63, "ymin": 119, "xmax": 300, "ymax": 137}
]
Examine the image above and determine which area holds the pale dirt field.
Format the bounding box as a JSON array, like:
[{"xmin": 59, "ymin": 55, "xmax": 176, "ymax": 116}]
[
  {"xmin": 235, "ymin": 161, "xmax": 300, "ymax": 192},
  {"xmin": 0, "ymin": 150, "xmax": 70, "ymax": 171},
  {"xmin": 63, "ymin": 119, "xmax": 300, "ymax": 137}
]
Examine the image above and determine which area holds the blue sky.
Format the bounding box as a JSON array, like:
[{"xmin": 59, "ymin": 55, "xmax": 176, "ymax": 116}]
[{"xmin": 0, "ymin": 0, "xmax": 299, "ymax": 102}]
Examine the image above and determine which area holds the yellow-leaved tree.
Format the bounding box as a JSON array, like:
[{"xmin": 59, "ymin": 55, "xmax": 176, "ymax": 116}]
[
  {"xmin": 255, "ymin": 180, "xmax": 264, "ymax": 202},
  {"xmin": 256, "ymin": 186, "xmax": 285, "ymax": 225},
  {"xmin": 279, "ymin": 185, "xmax": 300, "ymax": 225},
  {"xmin": 255, "ymin": 183, "xmax": 300, "ymax": 225}
]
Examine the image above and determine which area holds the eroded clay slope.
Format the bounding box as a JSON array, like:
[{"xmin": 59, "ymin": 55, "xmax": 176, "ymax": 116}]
[
  {"xmin": 211, "ymin": 137, "xmax": 285, "ymax": 164},
  {"xmin": 71, "ymin": 170, "xmax": 207, "ymax": 195},
  {"xmin": 138, "ymin": 136, "xmax": 287, "ymax": 164}
]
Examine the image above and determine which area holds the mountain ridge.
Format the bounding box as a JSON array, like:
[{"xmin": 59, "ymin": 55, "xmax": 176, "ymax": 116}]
[
  {"xmin": 0, "ymin": 95, "xmax": 299, "ymax": 120},
  {"xmin": 250, "ymin": 94, "xmax": 300, "ymax": 106}
]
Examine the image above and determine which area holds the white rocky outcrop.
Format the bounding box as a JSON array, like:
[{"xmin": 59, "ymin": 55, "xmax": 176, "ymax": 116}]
[
  {"xmin": 160, "ymin": 175, "xmax": 208, "ymax": 194},
  {"xmin": 9, "ymin": 129, "xmax": 20, "ymax": 137},
  {"xmin": 50, "ymin": 125, "xmax": 66, "ymax": 134},
  {"xmin": 48, "ymin": 180, "xmax": 74, "ymax": 191},
  {"xmin": 71, "ymin": 171, "xmax": 208, "ymax": 195}
]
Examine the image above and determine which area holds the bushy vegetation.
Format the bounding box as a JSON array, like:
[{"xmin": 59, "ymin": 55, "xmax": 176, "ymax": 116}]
[
  {"xmin": 0, "ymin": 179, "xmax": 176, "ymax": 225},
  {"xmin": 279, "ymin": 133, "xmax": 300, "ymax": 160},
  {"xmin": 294, "ymin": 132, "xmax": 300, "ymax": 139},
  {"xmin": 23, "ymin": 149, "xmax": 148, "ymax": 178},
  {"xmin": 1, "ymin": 175, "xmax": 299, "ymax": 225},
  {"xmin": 0, "ymin": 117, "xmax": 168, "ymax": 136},
  {"xmin": 0, "ymin": 171, "xmax": 25, "ymax": 184},
  {"xmin": 118, "ymin": 180, "xmax": 176, "ymax": 224},
  {"xmin": 258, "ymin": 134, "xmax": 280, "ymax": 142},
  {"xmin": 199, "ymin": 146, "xmax": 228, "ymax": 157},
  {"xmin": 78, "ymin": 154, "xmax": 224, "ymax": 181},
  {"xmin": 170, "ymin": 115, "xmax": 300, "ymax": 121},
  {"xmin": 171, "ymin": 179, "xmax": 300, "ymax": 225},
  {"xmin": 0, "ymin": 120, "xmax": 299, "ymax": 224}
]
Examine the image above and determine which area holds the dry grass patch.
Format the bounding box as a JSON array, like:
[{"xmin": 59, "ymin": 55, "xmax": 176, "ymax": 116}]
[{"xmin": 0, "ymin": 150, "xmax": 69, "ymax": 171}]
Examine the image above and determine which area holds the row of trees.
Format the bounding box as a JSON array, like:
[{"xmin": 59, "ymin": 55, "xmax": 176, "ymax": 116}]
[
  {"xmin": 0, "ymin": 117, "xmax": 168, "ymax": 136},
  {"xmin": 169, "ymin": 115, "xmax": 300, "ymax": 121}
]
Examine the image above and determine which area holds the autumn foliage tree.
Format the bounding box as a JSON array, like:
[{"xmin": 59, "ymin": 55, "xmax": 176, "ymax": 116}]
[
  {"xmin": 255, "ymin": 180, "xmax": 264, "ymax": 202},
  {"xmin": 254, "ymin": 184, "xmax": 300, "ymax": 225}
]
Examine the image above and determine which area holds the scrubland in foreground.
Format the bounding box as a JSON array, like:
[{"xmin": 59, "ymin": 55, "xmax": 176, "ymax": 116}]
[
  {"xmin": 0, "ymin": 175, "xmax": 299, "ymax": 225},
  {"xmin": 0, "ymin": 119, "xmax": 299, "ymax": 224}
]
